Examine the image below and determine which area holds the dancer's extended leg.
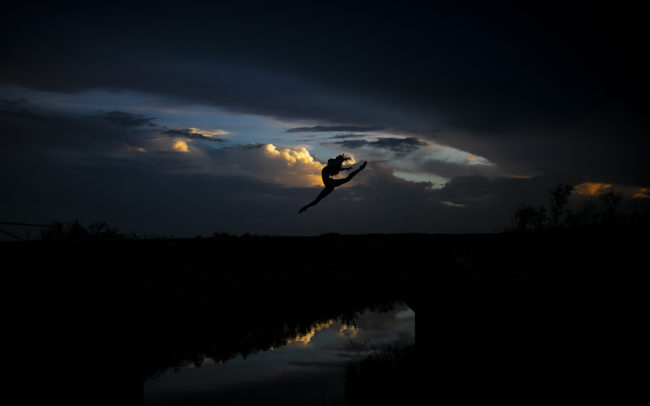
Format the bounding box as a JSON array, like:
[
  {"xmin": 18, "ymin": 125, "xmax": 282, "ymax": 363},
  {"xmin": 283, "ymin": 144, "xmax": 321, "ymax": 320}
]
[
  {"xmin": 299, "ymin": 186, "xmax": 334, "ymax": 213},
  {"xmin": 333, "ymin": 161, "xmax": 367, "ymax": 187},
  {"xmin": 344, "ymin": 161, "xmax": 367, "ymax": 183}
]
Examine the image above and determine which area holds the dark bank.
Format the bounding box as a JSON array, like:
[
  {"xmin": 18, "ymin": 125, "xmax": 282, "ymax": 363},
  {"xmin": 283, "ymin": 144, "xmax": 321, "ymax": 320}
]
[{"xmin": 2, "ymin": 227, "xmax": 643, "ymax": 404}]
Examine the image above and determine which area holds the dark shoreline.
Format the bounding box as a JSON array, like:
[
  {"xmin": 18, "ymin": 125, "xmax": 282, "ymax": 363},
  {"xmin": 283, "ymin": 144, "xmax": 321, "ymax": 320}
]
[{"xmin": 2, "ymin": 229, "xmax": 642, "ymax": 402}]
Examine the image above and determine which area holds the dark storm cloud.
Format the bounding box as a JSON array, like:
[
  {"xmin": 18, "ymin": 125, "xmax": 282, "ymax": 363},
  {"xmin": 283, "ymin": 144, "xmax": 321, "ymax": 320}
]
[
  {"xmin": 287, "ymin": 361, "xmax": 347, "ymax": 369},
  {"xmin": 0, "ymin": 103, "xmax": 139, "ymax": 152},
  {"xmin": 1, "ymin": 1, "xmax": 649, "ymax": 235},
  {"xmin": 286, "ymin": 125, "xmax": 385, "ymax": 133},
  {"xmin": 98, "ymin": 111, "xmax": 155, "ymax": 127},
  {"xmin": 296, "ymin": 133, "xmax": 366, "ymax": 142},
  {"xmin": 1, "ymin": 98, "xmax": 30, "ymax": 109},
  {"xmin": 415, "ymin": 158, "xmax": 499, "ymax": 180},
  {"xmin": 331, "ymin": 137, "xmax": 427, "ymax": 156},
  {"xmin": 328, "ymin": 134, "xmax": 366, "ymax": 140}
]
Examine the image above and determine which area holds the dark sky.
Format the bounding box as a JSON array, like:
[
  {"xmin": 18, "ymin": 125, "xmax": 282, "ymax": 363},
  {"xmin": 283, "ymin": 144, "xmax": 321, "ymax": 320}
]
[{"xmin": 1, "ymin": 2, "xmax": 648, "ymax": 236}]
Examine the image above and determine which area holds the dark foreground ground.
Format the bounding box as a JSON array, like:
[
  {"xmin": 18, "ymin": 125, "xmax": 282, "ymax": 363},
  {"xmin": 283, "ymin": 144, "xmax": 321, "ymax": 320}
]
[{"xmin": 2, "ymin": 229, "xmax": 644, "ymax": 403}]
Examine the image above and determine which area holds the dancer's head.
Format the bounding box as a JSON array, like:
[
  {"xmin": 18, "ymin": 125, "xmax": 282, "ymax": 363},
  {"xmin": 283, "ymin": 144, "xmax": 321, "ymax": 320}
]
[
  {"xmin": 328, "ymin": 154, "xmax": 351, "ymax": 166},
  {"xmin": 327, "ymin": 154, "xmax": 351, "ymax": 174}
]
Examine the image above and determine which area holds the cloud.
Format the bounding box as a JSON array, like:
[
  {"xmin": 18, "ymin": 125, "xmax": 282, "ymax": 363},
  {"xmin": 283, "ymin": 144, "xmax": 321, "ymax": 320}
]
[
  {"xmin": 574, "ymin": 182, "xmax": 650, "ymax": 199},
  {"xmin": 286, "ymin": 361, "xmax": 347, "ymax": 368},
  {"xmin": 172, "ymin": 140, "xmax": 189, "ymax": 152},
  {"xmin": 573, "ymin": 182, "xmax": 612, "ymax": 197},
  {"xmin": 328, "ymin": 133, "xmax": 366, "ymax": 139},
  {"xmin": 441, "ymin": 201, "xmax": 466, "ymax": 208},
  {"xmin": 207, "ymin": 144, "xmax": 325, "ymax": 187},
  {"xmin": 330, "ymin": 137, "xmax": 427, "ymax": 156},
  {"xmin": 4, "ymin": 8, "xmax": 647, "ymax": 187},
  {"xmin": 2, "ymin": 3, "xmax": 648, "ymax": 235},
  {"xmin": 296, "ymin": 133, "xmax": 367, "ymax": 142},
  {"xmin": 633, "ymin": 189, "xmax": 649, "ymax": 199},
  {"xmin": 0, "ymin": 104, "xmax": 324, "ymax": 187},
  {"xmin": 7, "ymin": 103, "xmax": 645, "ymax": 239},
  {"xmin": 0, "ymin": 98, "xmax": 31, "ymax": 112},
  {"xmin": 161, "ymin": 127, "xmax": 227, "ymax": 142},
  {"xmin": 99, "ymin": 111, "xmax": 155, "ymax": 127},
  {"xmin": 0, "ymin": 105, "xmax": 510, "ymax": 236},
  {"xmin": 286, "ymin": 125, "xmax": 385, "ymax": 133}
]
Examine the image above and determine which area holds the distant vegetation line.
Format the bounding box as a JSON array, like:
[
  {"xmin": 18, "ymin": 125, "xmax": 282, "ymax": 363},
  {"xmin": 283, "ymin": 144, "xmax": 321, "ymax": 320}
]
[
  {"xmin": 2, "ymin": 183, "xmax": 648, "ymax": 241},
  {"xmin": 508, "ymin": 183, "xmax": 649, "ymax": 232}
]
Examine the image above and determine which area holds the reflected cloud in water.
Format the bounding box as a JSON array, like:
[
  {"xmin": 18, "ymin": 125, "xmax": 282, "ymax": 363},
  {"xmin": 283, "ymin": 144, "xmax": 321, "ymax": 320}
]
[{"xmin": 143, "ymin": 303, "xmax": 414, "ymax": 406}]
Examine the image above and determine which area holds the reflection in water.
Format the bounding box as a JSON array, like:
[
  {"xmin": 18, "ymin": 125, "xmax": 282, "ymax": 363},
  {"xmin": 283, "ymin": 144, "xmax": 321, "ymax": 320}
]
[
  {"xmin": 143, "ymin": 256, "xmax": 416, "ymax": 404},
  {"xmin": 287, "ymin": 319, "xmax": 337, "ymax": 345},
  {"xmin": 144, "ymin": 303, "xmax": 414, "ymax": 406},
  {"xmin": 339, "ymin": 324, "xmax": 358, "ymax": 338}
]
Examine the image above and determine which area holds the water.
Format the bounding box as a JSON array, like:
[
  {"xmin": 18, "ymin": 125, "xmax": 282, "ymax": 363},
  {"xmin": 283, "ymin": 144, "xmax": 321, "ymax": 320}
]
[{"xmin": 143, "ymin": 303, "xmax": 415, "ymax": 405}]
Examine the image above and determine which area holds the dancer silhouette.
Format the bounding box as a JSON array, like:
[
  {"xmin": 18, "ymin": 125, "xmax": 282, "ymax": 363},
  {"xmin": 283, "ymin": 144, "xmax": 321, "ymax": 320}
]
[{"xmin": 299, "ymin": 155, "xmax": 367, "ymax": 213}]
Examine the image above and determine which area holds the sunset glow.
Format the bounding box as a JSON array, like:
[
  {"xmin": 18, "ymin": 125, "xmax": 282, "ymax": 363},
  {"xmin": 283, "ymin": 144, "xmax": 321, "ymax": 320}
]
[{"xmin": 574, "ymin": 182, "xmax": 612, "ymax": 196}]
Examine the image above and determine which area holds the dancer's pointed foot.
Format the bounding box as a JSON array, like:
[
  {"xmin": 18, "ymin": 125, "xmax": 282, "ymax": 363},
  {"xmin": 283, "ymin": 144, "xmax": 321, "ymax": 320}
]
[
  {"xmin": 299, "ymin": 206, "xmax": 307, "ymax": 214},
  {"xmin": 359, "ymin": 161, "xmax": 367, "ymax": 170}
]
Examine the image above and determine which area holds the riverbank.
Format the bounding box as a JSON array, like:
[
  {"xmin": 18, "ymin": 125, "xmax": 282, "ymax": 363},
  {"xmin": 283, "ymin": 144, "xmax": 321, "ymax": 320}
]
[{"xmin": 2, "ymin": 229, "xmax": 642, "ymax": 402}]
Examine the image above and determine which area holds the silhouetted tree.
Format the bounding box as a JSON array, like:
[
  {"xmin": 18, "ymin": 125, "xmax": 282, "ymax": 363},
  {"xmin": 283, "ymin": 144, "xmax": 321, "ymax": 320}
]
[
  {"xmin": 599, "ymin": 190, "xmax": 622, "ymax": 225},
  {"xmin": 513, "ymin": 205, "xmax": 547, "ymax": 232},
  {"xmin": 40, "ymin": 220, "xmax": 127, "ymax": 241},
  {"xmin": 549, "ymin": 183, "xmax": 574, "ymax": 228},
  {"xmin": 510, "ymin": 183, "xmax": 638, "ymax": 232}
]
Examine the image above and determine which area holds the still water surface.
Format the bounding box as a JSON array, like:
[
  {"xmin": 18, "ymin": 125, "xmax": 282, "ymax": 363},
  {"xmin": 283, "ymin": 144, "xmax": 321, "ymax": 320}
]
[{"xmin": 144, "ymin": 303, "xmax": 415, "ymax": 405}]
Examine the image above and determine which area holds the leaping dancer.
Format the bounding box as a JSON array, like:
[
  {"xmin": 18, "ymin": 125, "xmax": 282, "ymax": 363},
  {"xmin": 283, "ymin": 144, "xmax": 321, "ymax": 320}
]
[{"xmin": 299, "ymin": 154, "xmax": 367, "ymax": 213}]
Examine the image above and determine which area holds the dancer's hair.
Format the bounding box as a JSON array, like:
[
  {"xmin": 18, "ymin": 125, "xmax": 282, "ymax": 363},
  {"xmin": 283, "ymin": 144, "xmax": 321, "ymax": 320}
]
[{"xmin": 327, "ymin": 154, "xmax": 352, "ymax": 175}]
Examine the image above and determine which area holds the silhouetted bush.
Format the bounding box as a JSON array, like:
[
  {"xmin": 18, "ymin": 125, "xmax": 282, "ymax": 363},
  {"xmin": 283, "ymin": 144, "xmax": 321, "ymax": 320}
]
[
  {"xmin": 549, "ymin": 183, "xmax": 574, "ymax": 228},
  {"xmin": 37, "ymin": 220, "xmax": 179, "ymax": 241},
  {"xmin": 39, "ymin": 220, "xmax": 129, "ymax": 241}
]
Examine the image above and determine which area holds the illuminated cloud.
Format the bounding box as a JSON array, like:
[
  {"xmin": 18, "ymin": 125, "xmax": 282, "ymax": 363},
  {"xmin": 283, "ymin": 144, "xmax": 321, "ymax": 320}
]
[
  {"xmin": 173, "ymin": 140, "xmax": 189, "ymax": 152},
  {"xmin": 256, "ymin": 144, "xmax": 326, "ymax": 187},
  {"xmin": 573, "ymin": 182, "xmax": 650, "ymax": 199},
  {"xmin": 263, "ymin": 143, "xmax": 314, "ymax": 165},
  {"xmin": 162, "ymin": 127, "xmax": 229, "ymax": 142},
  {"xmin": 573, "ymin": 182, "xmax": 612, "ymax": 196},
  {"xmin": 441, "ymin": 200, "xmax": 466, "ymax": 208},
  {"xmin": 190, "ymin": 127, "xmax": 229, "ymax": 137},
  {"xmin": 633, "ymin": 188, "xmax": 649, "ymax": 199},
  {"xmin": 152, "ymin": 143, "xmax": 329, "ymax": 187}
]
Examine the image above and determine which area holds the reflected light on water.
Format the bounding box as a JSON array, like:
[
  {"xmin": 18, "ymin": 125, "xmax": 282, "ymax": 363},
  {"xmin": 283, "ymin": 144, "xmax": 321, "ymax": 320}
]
[
  {"xmin": 339, "ymin": 324, "xmax": 358, "ymax": 338},
  {"xmin": 286, "ymin": 319, "xmax": 336, "ymax": 345},
  {"xmin": 143, "ymin": 303, "xmax": 414, "ymax": 406}
]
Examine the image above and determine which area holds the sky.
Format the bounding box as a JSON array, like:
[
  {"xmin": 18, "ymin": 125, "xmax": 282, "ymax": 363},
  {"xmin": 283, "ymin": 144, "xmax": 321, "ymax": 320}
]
[{"xmin": 1, "ymin": 2, "xmax": 648, "ymax": 237}]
